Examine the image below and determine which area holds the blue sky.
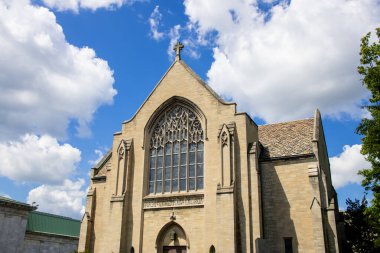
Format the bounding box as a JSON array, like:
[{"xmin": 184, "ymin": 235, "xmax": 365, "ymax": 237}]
[{"xmin": 0, "ymin": 0, "xmax": 379, "ymax": 218}]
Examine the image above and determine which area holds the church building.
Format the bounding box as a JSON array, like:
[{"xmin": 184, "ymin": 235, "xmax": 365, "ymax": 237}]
[{"xmin": 78, "ymin": 42, "xmax": 342, "ymax": 253}]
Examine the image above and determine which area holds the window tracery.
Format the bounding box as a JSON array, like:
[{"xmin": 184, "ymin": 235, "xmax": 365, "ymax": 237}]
[{"xmin": 149, "ymin": 104, "xmax": 204, "ymax": 194}]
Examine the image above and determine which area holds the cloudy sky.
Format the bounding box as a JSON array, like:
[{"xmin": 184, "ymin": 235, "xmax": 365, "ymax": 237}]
[{"xmin": 0, "ymin": 0, "xmax": 378, "ymax": 218}]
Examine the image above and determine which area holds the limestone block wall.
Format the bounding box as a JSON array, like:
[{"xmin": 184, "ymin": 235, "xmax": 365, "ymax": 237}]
[
  {"xmin": 260, "ymin": 158, "xmax": 319, "ymax": 253},
  {"xmin": 22, "ymin": 232, "xmax": 78, "ymax": 253},
  {"xmin": 0, "ymin": 206, "xmax": 29, "ymax": 253}
]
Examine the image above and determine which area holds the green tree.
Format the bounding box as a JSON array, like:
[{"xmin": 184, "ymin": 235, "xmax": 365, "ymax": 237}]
[
  {"xmin": 356, "ymin": 28, "xmax": 380, "ymax": 228},
  {"xmin": 344, "ymin": 197, "xmax": 379, "ymax": 252}
]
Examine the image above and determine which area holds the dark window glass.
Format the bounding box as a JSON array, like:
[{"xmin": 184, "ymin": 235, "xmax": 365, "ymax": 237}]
[
  {"xmin": 172, "ymin": 179, "xmax": 178, "ymax": 191},
  {"xmin": 173, "ymin": 166, "xmax": 178, "ymax": 178},
  {"xmin": 189, "ymin": 165, "xmax": 195, "ymax": 177},
  {"xmin": 197, "ymin": 177, "xmax": 203, "ymax": 190},
  {"xmin": 157, "ymin": 168, "xmax": 162, "ymax": 180},
  {"xmin": 180, "ymin": 179, "xmax": 186, "ymax": 191},
  {"xmin": 197, "ymin": 151, "xmax": 203, "ymax": 163},
  {"xmin": 189, "ymin": 178, "xmax": 195, "ymax": 190},
  {"xmin": 284, "ymin": 238, "xmax": 293, "ymax": 253},
  {"xmin": 149, "ymin": 169, "xmax": 155, "ymax": 181},
  {"xmin": 173, "ymin": 142, "xmax": 179, "ymax": 153},
  {"xmin": 156, "ymin": 180, "xmax": 162, "ymax": 193},
  {"xmin": 173, "ymin": 154, "xmax": 179, "ymax": 166},
  {"xmin": 165, "ymin": 155, "xmax": 171, "ymax": 166},
  {"xmin": 149, "ymin": 182, "xmax": 154, "ymax": 194},
  {"xmin": 164, "ymin": 180, "xmax": 170, "ymax": 192},
  {"xmin": 197, "ymin": 164, "xmax": 203, "ymax": 177},
  {"xmin": 189, "ymin": 152, "xmax": 195, "ymax": 164},
  {"xmin": 165, "ymin": 143, "xmax": 171, "ymax": 154},
  {"xmin": 165, "ymin": 167, "xmax": 171, "ymax": 180},
  {"xmin": 157, "ymin": 156, "xmax": 163, "ymax": 168}
]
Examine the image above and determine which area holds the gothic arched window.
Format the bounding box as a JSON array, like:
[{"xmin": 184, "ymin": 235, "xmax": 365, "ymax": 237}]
[{"xmin": 149, "ymin": 104, "xmax": 204, "ymax": 194}]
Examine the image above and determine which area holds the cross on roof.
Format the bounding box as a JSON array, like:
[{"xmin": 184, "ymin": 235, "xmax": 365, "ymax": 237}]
[{"xmin": 173, "ymin": 41, "xmax": 184, "ymax": 60}]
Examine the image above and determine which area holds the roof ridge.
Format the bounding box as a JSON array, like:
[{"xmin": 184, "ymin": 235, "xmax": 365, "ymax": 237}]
[
  {"xmin": 31, "ymin": 211, "xmax": 80, "ymax": 221},
  {"xmin": 258, "ymin": 117, "xmax": 314, "ymax": 127}
]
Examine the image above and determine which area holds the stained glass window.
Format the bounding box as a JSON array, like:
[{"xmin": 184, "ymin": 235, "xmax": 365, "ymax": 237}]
[{"xmin": 149, "ymin": 105, "xmax": 204, "ymax": 194}]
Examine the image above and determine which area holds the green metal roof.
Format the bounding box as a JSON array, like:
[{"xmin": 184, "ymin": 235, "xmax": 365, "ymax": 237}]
[{"xmin": 26, "ymin": 211, "xmax": 81, "ymax": 238}]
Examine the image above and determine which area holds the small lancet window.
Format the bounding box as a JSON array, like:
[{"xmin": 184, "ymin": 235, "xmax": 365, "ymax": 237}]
[
  {"xmin": 148, "ymin": 104, "xmax": 204, "ymax": 194},
  {"xmin": 209, "ymin": 245, "xmax": 216, "ymax": 253}
]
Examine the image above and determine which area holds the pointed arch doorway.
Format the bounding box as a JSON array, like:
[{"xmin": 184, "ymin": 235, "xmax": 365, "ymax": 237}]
[{"xmin": 156, "ymin": 222, "xmax": 189, "ymax": 253}]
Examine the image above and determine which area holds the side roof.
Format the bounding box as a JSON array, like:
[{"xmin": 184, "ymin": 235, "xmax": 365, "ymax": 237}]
[
  {"xmin": 26, "ymin": 211, "xmax": 81, "ymax": 238},
  {"xmin": 92, "ymin": 149, "xmax": 112, "ymax": 177},
  {"xmin": 0, "ymin": 196, "xmax": 37, "ymax": 211},
  {"xmin": 258, "ymin": 118, "xmax": 315, "ymax": 161}
]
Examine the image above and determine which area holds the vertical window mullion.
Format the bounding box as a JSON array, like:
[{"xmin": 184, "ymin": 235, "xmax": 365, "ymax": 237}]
[
  {"xmin": 162, "ymin": 143, "xmax": 165, "ymax": 195},
  {"xmin": 170, "ymin": 142, "xmax": 174, "ymax": 192},
  {"xmin": 186, "ymin": 114, "xmax": 189, "ymax": 192},
  {"xmin": 154, "ymin": 148, "xmax": 157, "ymax": 194},
  {"xmin": 163, "ymin": 113, "xmax": 166, "ymax": 194},
  {"xmin": 195, "ymin": 143, "xmax": 198, "ymax": 191}
]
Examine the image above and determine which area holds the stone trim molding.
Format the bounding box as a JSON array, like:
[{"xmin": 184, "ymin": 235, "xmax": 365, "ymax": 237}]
[
  {"xmin": 308, "ymin": 165, "xmax": 319, "ymax": 177},
  {"xmin": 111, "ymin": 195, "xmax": 125, "ymax": 203},
  {"xmin": 143, "ymin": 194, "xmax": 204, "ymax": 210},
  {"xmin": 216, "ymin": 185, "xmax": 234, "ymax": 194}
]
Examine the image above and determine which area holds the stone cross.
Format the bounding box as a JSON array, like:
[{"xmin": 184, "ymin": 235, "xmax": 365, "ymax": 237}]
[{"xmin": 173, "ymin": 41, "xmax": 184, "ymax": 60}]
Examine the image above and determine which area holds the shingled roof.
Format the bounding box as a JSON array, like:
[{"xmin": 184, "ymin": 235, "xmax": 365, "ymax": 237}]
[{"xmin": 258, "ymin": 118, "xmax": 315, "ymax": 160}]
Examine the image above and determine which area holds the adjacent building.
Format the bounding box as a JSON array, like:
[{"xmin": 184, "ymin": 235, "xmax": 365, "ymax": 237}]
[{"xmin": 0, "ymin": 196, "xmax": 80, "ymax": 253}]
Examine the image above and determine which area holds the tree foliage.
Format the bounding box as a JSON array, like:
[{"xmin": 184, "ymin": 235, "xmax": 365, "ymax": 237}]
[
  {"xmin": 356, "ymin": 28, "xmax": 380, "ymax": 225},
  {"xmin": 344, "ymin": 197, "xmax": 379, "ymax": 253}
]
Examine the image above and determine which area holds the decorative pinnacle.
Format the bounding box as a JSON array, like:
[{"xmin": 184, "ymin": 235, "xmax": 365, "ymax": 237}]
[{"xmin": 173, "ymin": 41, "xmax": 184, "ymax": 61}]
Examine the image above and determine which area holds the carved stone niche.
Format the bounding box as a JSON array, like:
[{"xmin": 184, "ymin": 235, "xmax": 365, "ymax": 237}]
[
  {"xmin": 113, "ymin": 139, "xmax": 133, "ymax": 199},
  {"xmin": 217, "ymin": 122, "xmax": 236, "ymax": 193}
]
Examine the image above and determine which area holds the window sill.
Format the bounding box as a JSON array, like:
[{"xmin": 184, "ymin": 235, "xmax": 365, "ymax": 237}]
[{"xmin": 144, "ymin": 191, "xmax": 203, "ymax": 199}]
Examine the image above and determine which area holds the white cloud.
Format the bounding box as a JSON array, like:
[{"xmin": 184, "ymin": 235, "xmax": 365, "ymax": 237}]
[
  {"xmin": 0, "ymin": 0, "xmax": 117, "ymax": 140},
  {"xmin": 41, "ymin": 0, "xmax": 144, "ymax": 12},
  {"xmin": 184, "ymin": 0, "xmax": 380, "ymax": 123},
  {"xmin": 27, "ymin": 179, "xmax": 86, "ymax": 218},
  {"xmin": 330, "ymin": 144, "xmax": 370, "ymax": 188},
  {"xmin": 88, "ymin": 149, "xmax": 104, "ymax": 166},
  {"xmin": 149, "ymin": 5, "xmax": 164, "ymax": 40},
  {"xmin": 0, "ymin": 134, "xmax": 81, "ymax": 184},
  {"xmin": 0, "ymin": 192, "xmax": 11, "ymax": 199}
]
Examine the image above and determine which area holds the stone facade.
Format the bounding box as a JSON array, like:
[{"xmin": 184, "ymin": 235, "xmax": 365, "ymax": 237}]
[{"xmin": 78, "ymin": 52, "xmax": 342, "ymax": 253}]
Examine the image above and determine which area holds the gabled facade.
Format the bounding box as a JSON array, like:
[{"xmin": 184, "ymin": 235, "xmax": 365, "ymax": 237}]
[{"xmin": 78, "ymin": 47, "xmax": 342, "ymax": 253}]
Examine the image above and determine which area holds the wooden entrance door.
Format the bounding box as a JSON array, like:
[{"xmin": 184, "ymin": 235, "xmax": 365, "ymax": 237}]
[{"xmin": 163, "ymin": 246, "xmax": 186, "ymax": 253}]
